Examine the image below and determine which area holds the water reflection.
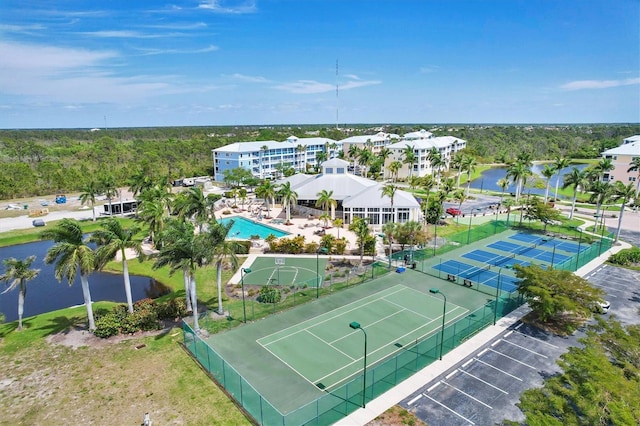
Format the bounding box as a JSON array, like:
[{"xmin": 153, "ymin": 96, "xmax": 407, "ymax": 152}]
[{"xmin": 0, "ymin": 240, "xmax": 172, "ymax": 323}]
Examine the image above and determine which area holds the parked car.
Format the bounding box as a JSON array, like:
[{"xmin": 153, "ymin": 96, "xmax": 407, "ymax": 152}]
[
  {"xmin": 446, "ymin": 207, "xmax": 462, "ymax": 216},
  {"xmin": 593, "ymin": 300, "xmax": 610, "ymax": 314},
  {"xmin": 32, "ymin": 219, "xmax": 46, "ymax": 227}
]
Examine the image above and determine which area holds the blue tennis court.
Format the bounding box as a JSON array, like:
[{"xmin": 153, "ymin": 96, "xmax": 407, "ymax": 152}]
[
  {"xmin": 463, "ymin": 249, "xmax": 530, "ymax": 269},
  {"xmin": 509, "ymin": 233, "xmax": 586, "ymax": 254},
  {"xmin": 433, "ymin": 259, "xmax": 518, "ymax": 292},
  {"xmin": 488, "ymin": 241, "xmax": 570, "ymax": 264}
]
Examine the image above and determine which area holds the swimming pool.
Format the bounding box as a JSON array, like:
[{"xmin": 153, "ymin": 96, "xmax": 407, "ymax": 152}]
[{"xmin": 218, "ymin": 216, "xmax": 290, "ymax": 239}]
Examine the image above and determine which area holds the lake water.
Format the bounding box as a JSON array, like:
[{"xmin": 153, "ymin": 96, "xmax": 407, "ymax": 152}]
[
  {"xmin": 0, "ymin": 240, "xmax": 171, "ymax": 323},
  {"xmin": 469, "ymin": 163, "xmax": 589, "ymax": 199}
]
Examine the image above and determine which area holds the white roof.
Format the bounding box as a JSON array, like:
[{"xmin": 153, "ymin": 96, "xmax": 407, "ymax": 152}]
[
  {"xmin": 280, "ymin": 173, "xmax": 377, "ymax": 201},
  {"xmin": 403, "ymin": 129, "xmax": 433, "ymax": 139},
  {"xmin": 602, "ymin": 141, "xmax": 640, "ymax": 156},
  {"xmin": 623, "ymin": 135, "xmax": 640, "ymax": 144},
  {"xmin": 339, "ymin": 132, "xmax": 400, "ymax": 144},
  {"xmin": 342, "ymin": 185, "xmax": 420, "ymax": 208},
  {"xmin": 322, "ymin": 158, "xmax": 350, "ymax": 168},
  {"xmin": 387, "ymin": 136, "xmax": 465, "ymax": 150},
  {"xmin": 213, "ymin": 137, "xmax": 339, "ymax": 153}
]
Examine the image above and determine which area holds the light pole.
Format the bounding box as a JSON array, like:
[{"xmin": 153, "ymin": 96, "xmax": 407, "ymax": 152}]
[
  {"xmin": 493, "ymin": 268, "xmax": 502, "ymax": 325},
  {"xmin": 594, "ymin": 213, "xmax": 607, "ymax": 255},
  {"xmin": 348, "ymin": 321, "xmax": 367, "ymax": 408},
  {"xmin": 575, "ymin": 227, "xmax": 583, "ymax": 271},
  {"xmin": 316, "ymin": 247, "xmax": 328, "ymax": 299},
  {"xmin": 429, "ymin": 288, "xmax": 447, "ymax": 360},
  {"xmin": 467, "ymin": 208, "xmax": 480, "ymax": 244},
  {"xmin": 240, "ymin": 268, "xmax": 251, "ymax": 323},
  {"xmin": 550, "ymin": 243, "xmax": 557, "ymax": 268}
]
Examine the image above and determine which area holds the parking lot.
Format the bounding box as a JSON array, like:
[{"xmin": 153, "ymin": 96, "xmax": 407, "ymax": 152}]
[{"xmin": 401, "ymin": 260, "xmax": 640, "ymax": 425}]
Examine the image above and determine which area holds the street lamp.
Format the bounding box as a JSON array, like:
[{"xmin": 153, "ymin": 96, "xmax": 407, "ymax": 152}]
[
  {"xmin": 493, "ymin": 268, "xmax": 502, "ymax": 325},
  {"xmin": 575, "ymin": 227, "xmax": 583, "ymax": 271},
  {"xmin": 316, "ymin": 247, "xmax": 328, "ymax": 299},
  {"xmin": 467, "ymin": 208, "xmax": 481, "ymax": 244},
  {"xmin": 594, "ymin": 213, "xmax": 607, "ymax": 255},
  {"xmin": 429, "ymin": 288, "xmax": 447, "ymax": 360},
  {"xmin": 240, "ymin": 268, "xmax": 251, "ymax": 323},
  {"xmin": 348, "ymin": 321, "xmax": 367, "ymax": 408}
]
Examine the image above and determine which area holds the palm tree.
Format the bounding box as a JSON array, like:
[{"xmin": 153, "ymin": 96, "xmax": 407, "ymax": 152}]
[
  {"xmin": 348, "ymin": 144, "xmax": 361, "ymax": 172},
  {"xmin": 348, "ymin": 217, "xmax": 371, "ymax": 266},
  {"xmin": 453, "ymin": 189, "xmax": 467, "ymax": 211},
  {"xmin": 462, "ymin": 155, "xmax": 478, "ymax": 196},
  {"xmin": 154, "ymin": 218, "xmax": 195, "ymax": 312},
  {"xmin": 332, "ymin": 218, "xmax": 344, "ymax": 238},
  {"xmin": 136, "ymin": 199, "xmax": 165, "ymax": 243},
  {"xmin": 451, "ymin": 153, "xmax": 465, "ymax": 188},
  {"xmin": 173, "ymin": 186, "xmax": 210, "ymax": 232},
  {"xmin": 99, "ymin": 174, "xmax": 119, "ymax": 216},
  {"xmin": 402, "ymin": 145, "xmax": 417, "ymax": 178},
  {"xmin": 79, "ymin": 179, "xmax": 101, "ymax": 222},
  {"xmin": 611, "ymin": 181, "xmax": 636, "ymax": 242},
  {"xmin": 408, "ymin": 175, "xmax": 422, "ymax": 190},
  {"xmin": 497, "ymin": 178, "xmax": 509, "ymax": 206},
  {"xmin": 91, "ymin": 218, "xmax": 143, "ymax": 313},
  {"xmin": 260, "ymin": 145, "xmax": 269, "ymax": 179},
  {"xmin": 296, "ymin": 144, "xmax": 306, "ymax": 172},
  {"xmin": 506, "ymin": 160, "xmax": 531, "ymax": 203},
  {"xmin": 428, "ymin": 148, "xmax": 443, "ymax": 183},
  {"xmin": 562, "ymin": 167, "xmax": 589, "ymax": 220},
  {"xmin": 255, "ymin": 180, "xmax": 277, "ymax": 218},
  {"xmin": 207, "ymin": 221, "xmax": 243, "ymax": 316},
  {"xmin": 0, "ymin": 256, "xmax": 40, "ymax": 330},
  {"xmin": 589, "ymin": 181, "xmax": 615, "ymax": 223},
  {"xmin": 382, "ymin": 222, "xmax": 396, "ymax": 268},
  {"xmin": 595, "ymin": 158, "xmax": 614, "ymax": 181},
  {"xmin": 541, "ymin": 164, "xmax": 555, "ymax": 204},
  {"xmin": 358, "ymin": 148, "xmax": 373, "ymax": 178},
  {"xmin": 128, "ymin": 168, "xmax": 154, "ymax": 197},
  {"xmin": 378, "ymin": 147, "xmax": 392, "ymax": 180},
  {"xmin": 421, "ymin": 175, "xmax": 436, "ymax": 223},
  {"xmin": 315, "ymin": 151, "xmax": 328, "ymax": 171},
  {"xmin": 40, "ymin": 219, "xmax": 97, "ymax": 331},
  {"xmin": 153, "ymin": 219, "xmax": 212, "ymax": 332},
  {"xmin": 627, "ymin": 156, "xmax": 640, "ymax": 198},
  {"xmin": 315, "ymin": 189, "xmax": 337, "ymax": 220},
  {"xmin": 278, "ymin": 182, "xmax": 298, "ymax": 223},
  {"xmin": 552, "ymin": 157, "xmax": 571, "ymax": 201},
  {"xmin": 381, "ymin": 184, "xmax": 398, "ymax": 223},
  {"xmin": 389, "ymin": 160, "xmax": 402, "ymax": 182},
  {"xmin": 238, "ymin": 188, "xmax": 248, "ymax": 210}
]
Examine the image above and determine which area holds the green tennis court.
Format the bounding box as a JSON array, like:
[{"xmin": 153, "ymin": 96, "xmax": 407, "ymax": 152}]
[
  {"xmin": 242, "ymin": 256, "xmax": 327, "ymax": 287},
  {"xmin": 257, "ymin": 284, "xmax": 468, "ymax": 392}
]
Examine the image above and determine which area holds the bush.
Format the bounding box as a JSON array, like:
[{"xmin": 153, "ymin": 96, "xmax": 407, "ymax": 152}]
[
  {"xmin": 608, "ymin": 247, "xmax": 640, "ymax": 266},
  {"xmin": 94, "ymin": 312, "xmax": 122, "ymax": 338},
  {"xmin": 94, "ymin": 298, "xmax": 184, "ymax": 338},
  {"xmin": 156, "ymin": 298, "xmax": 188, "ymax": 319},
  {"xmin": 258, "ymin": 285, "xmax": 281, "ymax": 303}
]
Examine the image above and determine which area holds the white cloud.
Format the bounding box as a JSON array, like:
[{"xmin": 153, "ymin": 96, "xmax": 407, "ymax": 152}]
[
  {"xmin": 135, "ymin": 45, "xmax": 219, "ymax": 56},
  {"xmin": 560, "ymin": 78, "xmax": 640, "ymax": 91},
  {"xmin": 197, "ymin": 0, "xmax": 257, "ymax": 14},
  {"xmin": 81, "ymin": 30, "xmax": 168, "ymax": 39},
  {"xmin": 275, "ymin": 77, "xmax": 380, "ymax": 94},
  {"xmin": 0, "ymin": 41, "xmax": 117, "ymax": 71},
  {"xmin": 419, "ymin": 65, "xmax": 440, "ymax": 74},
  {"xmin": 229, "ymin": 73, "xmax": 270, "ymax": 83}
]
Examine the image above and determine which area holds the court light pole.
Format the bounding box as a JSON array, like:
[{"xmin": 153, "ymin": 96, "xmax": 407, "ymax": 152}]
[
  {"xmin": 575, "ymin": 226, "xmax": 583, "ymax": 271},
  {"xmin": 467, "ymin": 208, "xmax": 481, "ymax": 244},
  {"xmin": 493, "ymin": 268, "xmax": 502, "ymax": 325},
  {"xmin": 316, "ymin": 246, "xmax": 328, "ymax": 299},
  {"xmin": 348, "ymin": 321, "xmax": 367, "ymax": 408},
  {"xmin": 429, "ymin": 288, "xmax": 447, "ymax": 360},
  {"xmin": 240, "ymin": 268, "xmax": 251, "ymax": 323},
  {"xmin": 550, "ymin": 243, "xmax": 557, "ymax": 268}
]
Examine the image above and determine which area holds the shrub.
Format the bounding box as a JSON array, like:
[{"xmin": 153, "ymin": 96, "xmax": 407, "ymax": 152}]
[
  {"xmin": 94, "ymin": 312, "xmax": 122, "ymax": 338},
  {"xmin": 608, "ymin": 247, "xmax": 640, "ymax": 266},
  {"xmin": 156, "ymin": 298, "xmax": 188, "ymax": 319},
  {"xmin": 258, "ymin": 285, "xmax": 281, "ymax": 303}
]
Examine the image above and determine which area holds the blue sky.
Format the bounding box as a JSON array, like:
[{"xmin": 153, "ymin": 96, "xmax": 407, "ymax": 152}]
[{"xmin": 1, "ymin": 0, "xmax": 638, "ymax": 129}]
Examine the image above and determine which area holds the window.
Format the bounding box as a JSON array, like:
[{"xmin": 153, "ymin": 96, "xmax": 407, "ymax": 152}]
[
  {"xmin": 337, "ymin": 168, "xmax": 345, "ymax": 174},
  {"xmin": 325, "ymin": 167, "xmax": 333, "ymax": 174}
]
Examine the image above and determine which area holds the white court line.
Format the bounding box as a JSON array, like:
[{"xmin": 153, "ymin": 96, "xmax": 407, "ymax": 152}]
[
  {"xmin": 458, "ymin": 370, "xmax": 509, "ymax": 394},
  {"xmin": 513, "ymin": 330, "xmax": 559, "ymax": 349},
  {"xmin": 500, "ymin": 339, "xmax": 548, "ymax": 358},
  {"xmin": 441, "ymin": 381, "xmax": 492, "ymax": 409},
  {"xmin": 382, "ymin": 297, "xmax": 434, "ymax": 321},
  {"xmin": 423, "ymin": 394, "xmax": 475, "ymax": 425},
  {"xmin": 488, "ymin": 348, "xmax": 538, "ymax": 369},
  {"xmin": 305, "ymin": 330, "xmax": 355, "ymax": 363},
  {"xmin": 407, "ymin": 394, "xmax": 422, "ymax": 405},
  {"xmin": 258, "ymin": 286, "xmax": 407, "ymax": 346},
  {"xmin": 259, "ymin": 343, "xmax": 324, "ymax": 389},
  {"xmin": 474, "ymin": 358, "xmax": 522, "ymax": 381}
]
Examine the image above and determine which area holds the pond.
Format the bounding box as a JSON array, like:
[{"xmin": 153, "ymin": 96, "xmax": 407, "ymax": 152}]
[
  {"xmin": 0, "ymin": 240, "xmax": 171, "ymax": 323},
  {"xmin": 469, "ymin": 163, "xmax": 589, "ymax": 199}
]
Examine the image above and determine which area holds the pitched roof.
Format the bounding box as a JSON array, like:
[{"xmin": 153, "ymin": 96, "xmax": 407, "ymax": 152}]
[
  {"xmin": 212, "ymin": 137, "xmax": 339, "ymax": 153},
  {"xmin": 602, "ymin": 141, "xmax": 640, "ymax": 156},
  {"xmin": 342, "ymin": 185, "xmax": 419, "ymax": 208}
]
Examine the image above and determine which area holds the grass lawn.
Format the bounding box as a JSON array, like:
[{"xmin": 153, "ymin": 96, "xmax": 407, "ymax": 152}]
[{"xmin": 0, "ymin": 304, "xmax": 250, "ymax": 425}]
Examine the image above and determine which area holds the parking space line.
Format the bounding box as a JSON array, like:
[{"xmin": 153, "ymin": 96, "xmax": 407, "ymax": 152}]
[
  {"xmin": 504, "ymin": 330, "xmax": 514, "ymax": 338},
  {"xmin": 446, "ymin": 370, "xmax": 458, "ymax": 380},
  {"xmin": 488, "ymin": 348, "xmax": 538, "ymax": 369},
  {"xmin": 462, "ymin": 359, "xmax": 474, "ymax": 368},
  {"xmin": 423, "ymin": 394, "xmax": 475, "ymax": 425},
  {"xmin": 407, "ymin": 394, "xmax": 422, "ymax": 405},
  {"xmin": 500, "ymin": 339, "xmax": 548, "ymax": 358},
  {"xmin": 513, "ymin": 330, "xmax": 559, "ymax": 349},
  {"xmin": 458, "ymin": 370, "xmax": 509, "ymax": 394},
  {"xmin": 475, "ymin": 358, "xmax": 523, "ymax": 381},
  {"xmin": 442, "ymin": 381, "xmax": 493, "ymax": 409},
  {"xmin": 427, "ymin": 381, "xmax": 442, "ymax": 392},
  {"xmin": 591, "ymin": 282, "xmax": 622, "ymax": 296}
]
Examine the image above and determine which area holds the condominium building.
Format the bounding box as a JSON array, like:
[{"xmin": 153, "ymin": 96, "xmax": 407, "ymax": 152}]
[
  {"xmin": 600, "ymin": 135, "xmax": 640, "ymax": 190},
  {"xmin": 339, "ymin": 131, "xmax": 400, "ymax": 156},
  {"xmin": 385, "ymin": 133, "xmax": 467, "ymax": 179},
  {"xmin": 212, "ymin": 136, "xmax": 340, "ymax": 181}
]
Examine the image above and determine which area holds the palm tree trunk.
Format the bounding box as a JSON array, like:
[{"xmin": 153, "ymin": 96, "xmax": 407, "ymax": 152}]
[
  {"xmin": 216, "ymin": 261, "xmax": 224, "ymax": 315},
  {"xmin": 190, "ymin": 275, "xmax": 199, "ymax": 332},
  {"xmin": 570, "ymin": 190, "xmax": 578, "ymax": 220},
  {"xmin": 80, "ymin": 275, "xmax": 96, "ymax": 331},
  {"xmin": 122, "ymin": 258, "xmax": 134, "ymax": 313},
  {"xmin": 554, "ymin": 173, "xmax": 561, "ymax": 201},
  {"xmin": 183, "ymin": 267, "xmax": 192, "ymax": 312},
  {"xmin": 615, "ymin": 202, "xmax": 626, "ymax": 242},
  {"xmin": 544, "ymin": 182, "xmax": 550, "ymax": 204},
  {"xmin": 18, "ymin": 289, "xmax": 25, "ymax": 330},
  {"xmin": 92, "ymin": 201, "xmax": 96, "ymax": 222}
]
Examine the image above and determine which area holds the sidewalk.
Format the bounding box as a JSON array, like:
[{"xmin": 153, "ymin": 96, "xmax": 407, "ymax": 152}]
[{"xmin": 335, "ymin": 234, "xmax": 631, "ymax": 425}]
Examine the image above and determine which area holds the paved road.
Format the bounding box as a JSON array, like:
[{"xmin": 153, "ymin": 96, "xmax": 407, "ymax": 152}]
[{"xmin": 400, "ymin": 263, "xmax": 640, "ymax": 425}]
